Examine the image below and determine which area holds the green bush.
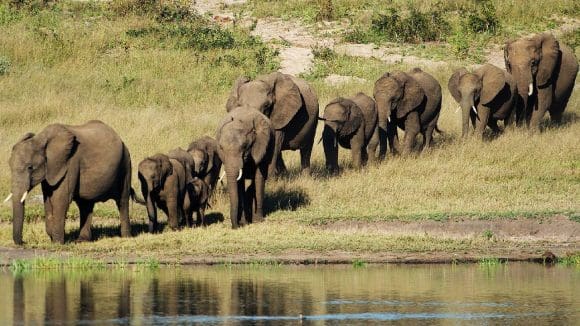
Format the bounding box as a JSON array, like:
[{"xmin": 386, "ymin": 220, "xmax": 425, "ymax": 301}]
[
  {"xmin": 467, "ymin": 0, "xmax": 500, "ymax": 34},
  {"xmin": 344, "ymin": 6, "xmax": 450, "ymax": 44},
  {"xmin": 0, "ymin": 56, "xmax": 11, "ymax": 75}
]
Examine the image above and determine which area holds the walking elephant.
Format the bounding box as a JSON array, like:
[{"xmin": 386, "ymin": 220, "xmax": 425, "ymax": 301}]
[
  {"xmin": 226, "ymin": 72, "xmax": 318, "ymax": 176},
  {"xmin": 504, "ymin": 32, "xmax": 578, "ymax": 130},
  {"xmin": 373, "ymin": 67, "xmax": 442, "ymax": 156},
  {"xmin": 188, "ymin": 177, "xmax": 210, "ymax": 227},
  {"xmin": 138, "ymin": 154, "xmax": 191, "ymax": 232},
  {"xmin": 7, "ymin": 120, "xmax": 132, "ymax": 245},
  {"xmin": 321, "ymin": 92, "xmax": 379, "ymax": 173},
  {"xmin": 448, "ymin": 63, "xmax": 517, "ymax": 139},
  {"xmin": 187, "ymin": 136, "xmax": 222, "ymax": 193},
  {"xmin": 216, "ymin": 107, "xmax": 274, "ymax": 228}
]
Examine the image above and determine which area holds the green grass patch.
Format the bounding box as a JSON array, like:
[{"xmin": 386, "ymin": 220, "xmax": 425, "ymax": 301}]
[
  {"xmin": 557, "ymin": 253, "xmax": 580, "ymax": 267},
  {"xmin": 479, "ymin": 257, "xmax": 507, "ymax": 266}
]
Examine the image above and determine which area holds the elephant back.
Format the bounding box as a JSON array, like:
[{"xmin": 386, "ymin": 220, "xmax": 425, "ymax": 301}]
[
  {"xmin": 167, "ymin": 147, "xmax": 194, "ymax": 184},
  {"xmin": 350, "ymin": 92, "xmax": 377, "ymax": 142}
]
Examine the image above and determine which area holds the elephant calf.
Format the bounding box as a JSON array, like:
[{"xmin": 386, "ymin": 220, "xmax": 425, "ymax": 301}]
[
  {"xmin": 188, "ymin": 177, "xmax": 210, "ymax": 227},
  {"xmin": 321, "ymin": 92, "xmax": 379, "ymax": 173},
  {"xmin": 187, "ymin": 136, "xmax": 222, "ymax": 193},
  {"xmin": 138, "ymin": 154, "xmax": 192, "ymax": 232},
  {"xmin": 448, "ymin": 63, "xmax": 517, "ymax": 139}
]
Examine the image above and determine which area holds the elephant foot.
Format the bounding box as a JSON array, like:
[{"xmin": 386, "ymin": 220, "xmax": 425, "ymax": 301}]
[
  {"xmin": 76, "ymin": 235, "xmax": 92, "ymax": 243},
  {"xmin": 254, "ymin": 216, "xmax": 264, "ymax": 223}
]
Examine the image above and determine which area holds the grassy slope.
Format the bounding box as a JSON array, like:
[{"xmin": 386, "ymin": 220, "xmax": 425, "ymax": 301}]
[{"xmin": 0, "ymin": 1, "xmax": 578, "ymax": 257}]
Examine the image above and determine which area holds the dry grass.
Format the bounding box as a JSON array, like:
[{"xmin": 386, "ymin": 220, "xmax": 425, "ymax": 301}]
[{"xmin": 0, "ymin": 2, "xmax": 578, "ymax": 253}]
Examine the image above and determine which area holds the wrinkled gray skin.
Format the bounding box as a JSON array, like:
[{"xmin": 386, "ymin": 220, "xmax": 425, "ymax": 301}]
[
  {"xmin": 138, "ymin": 154, "xmax": 190, "ymax": 232},
  {"xmin": 322, "ymin": 92, "xmax": 379, "ymax": 173},
  {"xmin": 374, "ymin": 67, "xmax": 442, "ymax": 157},
  {"xmin": 216, "ymin": 107, "xmax": 274, "ymax": 229},
  {"xmin": 187, "ymin": 136, "xmax": 222, "ymax": 193},
  {"xmin": 188, "ymin": 177, "xmax": 210, "ymax": 227},
  {"xmin": 226, "ymin": 72, "xmax": 318, "ymax": 176},
  {"xmin": 504, "ymin": 32, "xmax": 578, "ymax": 131},
  {"xmin": 448, "ymin": 64, "xmax": 517, "ymax": 139},
  {"xmin": 8, "ymin": 120, "xmax": 132, "ymax": 245}
]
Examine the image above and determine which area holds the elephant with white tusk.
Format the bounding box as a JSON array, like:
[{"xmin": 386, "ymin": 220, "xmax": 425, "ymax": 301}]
[
  {"xmin": 216, "ymin": 107, "xmax": 274, "ymax": 229},
  {"xmin": 8, "ymin": 120, "xmax": 132, "ymax": 245}
]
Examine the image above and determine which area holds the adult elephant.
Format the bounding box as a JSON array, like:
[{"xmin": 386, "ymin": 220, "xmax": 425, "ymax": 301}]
[
  {"xmin": 226, "ymin": 72, "xmax": 318, "ymax": 176},
  {"xmin": 137, "ymin": 153, "xmax": 190, "ymax": 232},
  {"xmin": 7, "ymin": 120, "xmax": 132, "ymax": 244},
  {"xmin": 374, "ymin": 67, "xmax": 442, "ymax": 156},
  {"xmin": 187, "ymin": 136, "xmax": 222, "ymax": 192},
  {"xmin": 504, "ymin": 32, "xmax": 578, "ymax": 130},
  {"xmin": 216, "ymin": 107, "xmax": 274, "ymax": 228},
  {"xmin": 448, "ymin": 63, "xmax": 517, "ymax": 139},
  {"xmin": 321, "ymin": 92, "xmax": 379, "ymax": 173}
]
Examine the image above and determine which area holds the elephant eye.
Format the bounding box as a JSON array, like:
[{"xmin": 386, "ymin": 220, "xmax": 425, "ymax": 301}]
[{"xmin": 27, "ymin": 165, "xmax": 33, "ymax": 171}]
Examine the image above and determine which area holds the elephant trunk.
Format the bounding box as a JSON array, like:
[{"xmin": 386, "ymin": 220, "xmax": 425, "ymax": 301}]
[
  {"xmin": 322, "ymin": 125, "xmax": 339, "ymax": 174},
  {"xmin": 375, "ymin": 95, "xmax": 392, "ymax": 132},
  {"xmin": 225, "ymin": 164, "xmax": 243, "ymax": 229},
  {"xmin": 144, "ymin": 181, "xmax": 157, "ymax": 233},
  {"xmin": 460, "ymin": 96, "xmax": 475, "ymax": 138},
  {"xmin": 512, "ymin": 66, "xmax": 534, "ymax": 123},
  {"xmin": 11, "ymin": 181, "xmax": 29, "ymax": 245}
]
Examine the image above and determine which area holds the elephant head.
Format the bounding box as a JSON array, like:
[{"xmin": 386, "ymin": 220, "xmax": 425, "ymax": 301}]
[
  {"xmin": 216, "ymin": 107, "xmax": 273, "ymax": 227},
  {"xmin": 320, "ymin": 98, "xmax": 363, "ymax": 173},
  {"xmin": 448, "ymin": 64, "xmax": 507, "ymax": 137},
  {"xmin": 8, "ymin": 124, "xmax": 77, "ymax": 244},
  {"xmin": 504, "ymin": 32, "xmax": 559, "ymax": 112},
  {"xmin": 188, "ymin": 147, "xmax": 209, "ymax": 177},
  {"xmin": 137, "ymin": 154, "xmax": 173, "ymax": 232},
  {"xmin": 167, "ymin": 147, "xmax": 194, "ymax": 184},
  {"xmin": 226, "ymin": 72, "xmax": 303, "ymax": 130},
  {"xmin": 373, "ymin": 71, "xmax": 425, "ymax": 130}
]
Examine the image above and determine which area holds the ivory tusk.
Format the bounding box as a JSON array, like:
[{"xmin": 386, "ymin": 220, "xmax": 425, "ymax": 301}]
[
  {"xmin": 218, "ymin": 170, "xmax": 226, "ymax": 183},
  {"xmin": 236, "ymin": 169, "xmax": 243, "ymax": 181},
  {"xmin": 3, "ymin": 193, "xmax": 13, "ymax": 203},
  {"xmin": 528, "ymin": 83, "xmax": 533, "ymax": 96},
  {"xmin": 472, "ymin": 106, "xmax": 478, "ymax": 115},
  {"xmin": 387, "ymin": 117, "xmax": 391, "ymax": 123},
  {"xmin": 455, "ymin": 106, "xmax": 460, "ymax": 113},
  {"xmin": 20, "ymin": 191, "xmax": 28, "ymax": 203}
]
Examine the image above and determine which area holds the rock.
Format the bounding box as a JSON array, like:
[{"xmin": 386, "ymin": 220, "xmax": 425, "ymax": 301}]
[{"xmin": 278, "ymin": 47, "xmax": 314, "ymax": 76}]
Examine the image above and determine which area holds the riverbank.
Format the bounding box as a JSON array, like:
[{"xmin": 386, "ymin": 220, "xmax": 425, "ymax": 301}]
[{"xmin": 1, "ymin": 215, "xmax": 577, "ymax": 266}]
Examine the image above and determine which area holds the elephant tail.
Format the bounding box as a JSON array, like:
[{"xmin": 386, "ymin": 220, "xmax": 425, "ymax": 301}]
[{"xmin": 130, "ymin": 188, "xmax": 146, "ymax": 206}]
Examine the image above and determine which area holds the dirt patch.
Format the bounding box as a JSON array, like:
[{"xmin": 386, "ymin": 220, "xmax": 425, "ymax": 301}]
[{"xmin": 320, "ymin": 215, "xmax": 579, "ymax": 244}]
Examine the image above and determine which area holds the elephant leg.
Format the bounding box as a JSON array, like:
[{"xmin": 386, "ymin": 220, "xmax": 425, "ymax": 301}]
[
  {"xmin": 276, "ymin": 155, "xmax": 288, "ymax": 175},
  {"xmin": 377, "ymin": 127, "xmax": 388, "ymax": 161},
  {"xmin": 421, "ymin": 125, "xmax": 435, "ymax": 153},
  {"xmin": 530, "ymin": 88, "xmax": 552, "ymax": 131},
  {"xmin": 242, "ymin": 182, "xmax": 255, "ymax": 225},
  {"xmin": 549, "ymin": 110, "xmax": 563, "ymax": 125},
  {"xmin": 351, "ymin": 146, "xmax": 363, "ymax": 169},
  {"xmin": 387, "ymin": 121, "xmax": 400, "ymax": 155},
  {"xmin": 475, "ymin": 106, "xmax": 490, "ymax": 139},
  {"xmin": 117, "ymin": 171, "xmax": 132, "ymax": 238},
  {"xmin": 367, "ymin": 127, "xmax": 380, "ymax": 163},
  {"xmin": 268, "ymin": 130, "xmax": 285, "ymax": 177},
  {"xmin": 42, "ymin": 190, "xmax": 54, "ymax": 240},
  {"xmin": 299, "ymin": 141, "xmax": 314, "ymax": 175},
  {"xmin": 77, "ymin": 200, "xmax": 95, "ymax": 242},
  {"xmin": 165, "ymin": 198, "xmax": 180, "ymax": 230},
  {"xmin": 49, "ymin": 188, "xmax": 72, "ymax": 244},
  {"xmin": 402, "ymin": 113, "xmax": 420, "ymax": 155},
  {"xmin": 254, "ymin": 167, "xmax": 266, "ymax": 222}
]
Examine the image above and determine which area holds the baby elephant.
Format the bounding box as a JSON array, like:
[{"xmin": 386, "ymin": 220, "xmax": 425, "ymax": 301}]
[
  {"xmin": 138, "ymin": 154, "xmax": 191, "ymax": 233},
  {"xmin": 448, "ymin": 63, "xmax": 517, "ymax": 139},
  {"xmin": 321, "ymin": 92, "xmax": 379, "ymax": 173},
  {"xmin": 188, "ymin": 177, "xmax": 210, "ymax": 227},
  {"xmin": 187, "ymin": 136, "xmax": 222, "ymax": 193}
]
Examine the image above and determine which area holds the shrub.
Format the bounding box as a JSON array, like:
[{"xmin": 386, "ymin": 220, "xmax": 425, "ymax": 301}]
[
  {"xmin": 0, "ymin": 56, "xmax": 10, "ymax": 75},
  {"xmin": 345, "ymin": 6, "xmax": 451, "ymax": 44},
  {"xmin": 316, "ymin": 0, "xmax": 334, "ymax": 21},
  {"xmin": 6, "ymin": 0, "xmax": 56, "ymax": 12},
  {"xmin": 467, "ymin": 0, "xmax": 500, "ymax": 34}
]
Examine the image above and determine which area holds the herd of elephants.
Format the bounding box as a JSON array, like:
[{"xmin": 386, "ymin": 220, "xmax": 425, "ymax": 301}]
[{"xmin": 4, "ymin": 32, "xmax": 578, "ymax": 245}]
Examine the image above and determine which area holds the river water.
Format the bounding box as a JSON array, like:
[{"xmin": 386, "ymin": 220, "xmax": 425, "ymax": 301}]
[{"xmin": 0, "ymin": 263, "xmax": 578, "ymax": 324}]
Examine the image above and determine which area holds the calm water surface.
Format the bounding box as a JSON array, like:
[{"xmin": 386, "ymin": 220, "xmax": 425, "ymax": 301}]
[{"xmin": 0, "ymin": 263, "xmax": 578, "ymax": 325}]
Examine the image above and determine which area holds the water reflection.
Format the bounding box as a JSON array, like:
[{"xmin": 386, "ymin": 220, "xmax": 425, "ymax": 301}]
[{"xmin": 0, "ymin": 264, "xmax": 578, "ymax": 325}]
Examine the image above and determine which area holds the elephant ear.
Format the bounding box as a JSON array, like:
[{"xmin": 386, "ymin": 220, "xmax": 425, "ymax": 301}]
[
  {"xmin": 448, "ymin": 68, "xmax": 468, "ymax": 103},
  {"xmin": 205, "ymin": 148, "xmax": 214, "ymax": 174},
  {"xmin": 397, "ymin": 74, "xmax": 425, "ymax": 119},
  {"xmin": 251, "ymin": 112, "xmax": 272, "ymax": 164},
  {"xmin": 340, "ymin": 99, "xmax": 363, "ymax": 136},
  {"xmin": 477, "ymin": 64, "xmax": 506, "ymax": 105},
  {"xmin": 270, "ymin": 73, "xmax": 302, "ymax": 130},
  {"xmin": 45, "ymin": 125, "xmax": 77, "ymax": 186},
  {"xmin": 156, "ymin": 154, "xmax": 173, "ymax": 183},
  {"xmin": 536, "ymin": 33, "xmax": 559, "ymax": 87},
  {"xmin": 226, "ymin": 77, "xmax": 251, "ymax": 112}
]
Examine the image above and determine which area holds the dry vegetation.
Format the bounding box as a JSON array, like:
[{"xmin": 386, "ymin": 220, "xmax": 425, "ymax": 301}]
[{"xmin": 0, "ymin": 1, "xmax": 578, "ymax": 259}]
